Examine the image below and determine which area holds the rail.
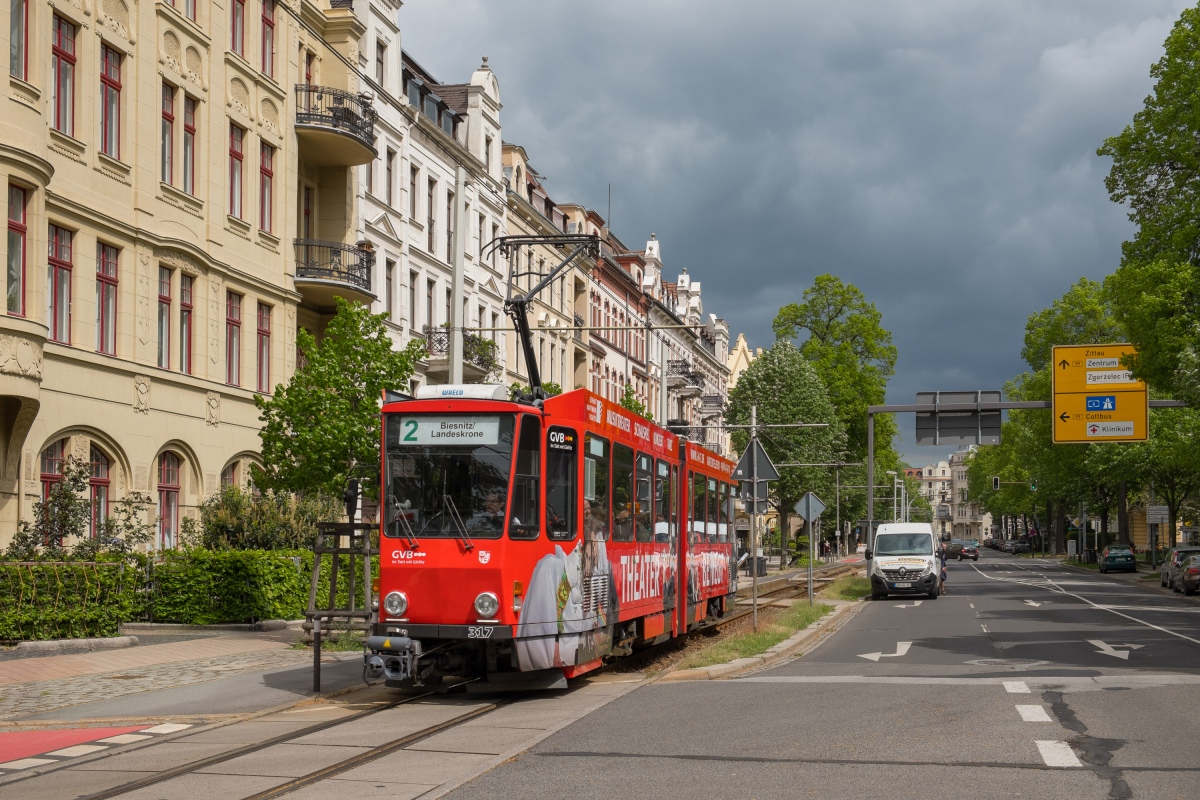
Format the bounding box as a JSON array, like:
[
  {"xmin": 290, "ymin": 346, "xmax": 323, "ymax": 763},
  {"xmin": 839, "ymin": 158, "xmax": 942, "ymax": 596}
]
[
  {"xmin": 294, "ymin": 85, "xmax": 376, "ymax": 148},
  {"xmin": 423, "ymin": 326, "xmax": 500, "ymax": 372},
  {"xmin": 293, "ymin": 240, "xmax": 373, "ymax": 292}
]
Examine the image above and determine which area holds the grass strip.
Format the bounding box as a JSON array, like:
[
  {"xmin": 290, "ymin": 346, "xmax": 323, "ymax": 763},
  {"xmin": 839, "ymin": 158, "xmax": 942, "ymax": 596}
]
[
  {"xmin": 677, "ymin": 602, "xmax": 833, "ymax": 670},
  {"xmin": 820, "ymin": 575, "xmax": 870, "ymax": 601}
]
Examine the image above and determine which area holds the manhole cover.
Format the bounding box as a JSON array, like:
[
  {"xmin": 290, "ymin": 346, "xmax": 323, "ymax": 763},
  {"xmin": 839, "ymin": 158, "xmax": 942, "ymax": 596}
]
[{"xmin": 964, "ymin": 658, "xmax": 1049, "ymax": 667}]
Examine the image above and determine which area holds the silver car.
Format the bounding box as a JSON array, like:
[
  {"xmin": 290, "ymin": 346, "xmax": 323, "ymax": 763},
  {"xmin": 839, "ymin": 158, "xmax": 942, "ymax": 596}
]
[{"xmin": 1160, "ymin": 547, "xmax": 1200, "ymax": 590}]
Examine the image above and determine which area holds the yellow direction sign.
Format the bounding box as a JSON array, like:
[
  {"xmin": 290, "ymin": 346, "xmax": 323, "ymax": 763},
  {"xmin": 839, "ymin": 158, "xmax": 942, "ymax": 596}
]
[{"xmin": 1052, "ymin": 344, "xmax": 1147, "ymax": 443}]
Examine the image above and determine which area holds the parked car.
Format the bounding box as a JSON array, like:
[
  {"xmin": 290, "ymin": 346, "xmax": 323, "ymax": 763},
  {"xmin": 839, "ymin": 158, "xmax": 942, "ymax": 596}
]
[
  {"xmin": 945, "ymin": 540, "xmax": 965, "ymax": 559},
  {"xmin": 1163, "ymin": 547, "xmax": 1200, "ymax": 591},
  {"xmin": 959, "ymin": 542, "xmax": 979, "ymax": 561},
  {"xmin": 1099, "ymin": 544, "xmax": 1136, "ymax": 574},
  {"xmin": 1012, "ymin": 541, "xmax": 1031, "ymax": 554},
  {"xmin": 1002, "ymin": 540, "xmax": 1015, "ymax": 553},
  {"xmin": 1177, "ymin": 554, "xmax": 1200, "ymax": 596}
]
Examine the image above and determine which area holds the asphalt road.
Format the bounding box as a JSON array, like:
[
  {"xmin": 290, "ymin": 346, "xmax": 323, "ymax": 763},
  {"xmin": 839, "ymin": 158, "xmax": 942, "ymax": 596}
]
[{"xmin": 448, "ymin": 551, "xmax": 1200, "ymax": 800}]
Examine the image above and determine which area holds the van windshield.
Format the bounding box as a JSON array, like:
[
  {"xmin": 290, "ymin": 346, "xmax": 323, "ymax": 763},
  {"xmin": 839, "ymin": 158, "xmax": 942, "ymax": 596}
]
[{"xmin": 875, "ymin": 533, "xmax": 933, "ymax": 556}]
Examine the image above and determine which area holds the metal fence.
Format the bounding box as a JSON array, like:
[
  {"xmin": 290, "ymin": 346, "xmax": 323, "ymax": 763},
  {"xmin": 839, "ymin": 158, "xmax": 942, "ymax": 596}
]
[
  {"xmin": 295, "ymin": 84, "xmax": 377, "ymax": 147},
  {"xmin": 293, "ymin": 240, "xmax": 373, "ymax": 292}
]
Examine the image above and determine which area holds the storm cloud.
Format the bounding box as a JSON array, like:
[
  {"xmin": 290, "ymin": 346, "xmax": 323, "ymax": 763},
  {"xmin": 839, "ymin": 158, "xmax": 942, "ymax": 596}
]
[{"xmin": 398, "ymin": 0, "xmax": 1187, "ymax": 463}]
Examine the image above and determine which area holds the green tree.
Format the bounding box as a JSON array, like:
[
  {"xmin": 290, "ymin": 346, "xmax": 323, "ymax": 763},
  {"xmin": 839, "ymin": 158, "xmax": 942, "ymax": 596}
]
[
  {"xmin": 253, "ymin": 298, "xmax": 425, "ymax": 498},
  {"xmin": 1139, "ymin": 407, "xmax": 1200, "ymax": 548},
  {"xmin": 618, "ymin": 383, "xmax": 651, "ymax": 420},
  {"xmin": 725, "ymin": 342, "xmax": 843, "ymax": 562},
  {"xmin": 772, "ymin": 275, "xmax": 899, "ymax": 469},
  {"xmin": 1098, "ymin": 7, "xmax": 1200, "ymax": 398},
  {"xmin": 7, "ymin": 456, "xmax": 92, "ymax": 558}
]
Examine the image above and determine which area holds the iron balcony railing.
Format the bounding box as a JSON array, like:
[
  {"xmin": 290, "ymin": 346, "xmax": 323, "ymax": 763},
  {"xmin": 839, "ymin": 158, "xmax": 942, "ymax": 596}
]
[
  {"xmin": 295, "ymin": 85, "xmax": 377, "ymax": 149},
  {"xmin": 686, "ymin": 370, "xmax": 707, "ymax": 391},
  {"xmin": 422, "ymin": 326, "xmax": 499, "ymax": 373},
  {"xmin": 427, "ymin": 219, "xmax": 436, "ymax": 253},
  {"xmin": 293, "ymin": 240, "xmax": 373, "ymax": 292},
  {"xmin": 667, "ymin": 359, "xmax": 692, "ymax": 377}
]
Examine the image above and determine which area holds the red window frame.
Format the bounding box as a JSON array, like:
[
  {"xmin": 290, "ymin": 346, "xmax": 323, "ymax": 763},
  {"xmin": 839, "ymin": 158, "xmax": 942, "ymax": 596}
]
[
  {"xmin": 183, "ymin": 98, "xmax": 196, "ymax": 195},
  {"xmin": 161, "ymin": 83, "xmax": 174, "ymax": 184},
  {"xmin": 157, "ymin": 267, "xmax": 171, "ymax": 369},
  {"xmin": 51, "ymin": 16, "xmax": 75, "ymax": 135},
  {"xmin": 185, "ymin": 0, "xmax": 196, "ymax": 22},
  {"xmin": 89, "ymin": 445, "xmax": 110, "ymax": 537},
  {"xmin": 261, "ymin": 0, "xmax": 275, "ymax": 77},
  {"xmin": 8, "ymin": 184, "xmax": 27, "ymax": 317},
  {"xmin": 100, "ymin": 45, "xmax": 121, "ymax": 159},
  {"xmin": 259, "ymin": 141, "xmax": 273, "ymax": 232},
  {"xmin": 47, "ymin": 224, "xmax": 72, "ymax": 344},
  {"xmin": 256, "ymin": 302, "xmax": 271, "ymax": 392},
  {"xmin": 229, "ymin": 124, "xmax": 244, "ymax": 218},
  {"xmin": 231, "ymin": 0, "xmax": 245, "ymax": 57},
  {"xmin": 226, "ymin": 291, "xmax": 241, "ymax": 386},
  {"xmin": 96, "ymin": 243, "xmax": 118, "ymax": 355},
  {"xmin": 180, "ymin": 274, "xmax": 193, "ymax": 374},
  {"xmin": 158, "ymin": 452, "xmax": 180, "ymax": 549}
]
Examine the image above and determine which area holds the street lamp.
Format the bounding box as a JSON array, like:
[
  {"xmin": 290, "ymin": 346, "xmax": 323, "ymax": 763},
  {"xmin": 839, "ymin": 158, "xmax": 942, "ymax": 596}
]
[{"xmin": 886, "ymin": 470, "xmax": 898, "ymax": 521}]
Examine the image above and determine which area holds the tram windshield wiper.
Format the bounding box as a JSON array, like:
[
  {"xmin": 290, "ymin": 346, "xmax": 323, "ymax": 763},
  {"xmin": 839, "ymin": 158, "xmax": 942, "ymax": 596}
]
[
  {"xmin": 389, "ymin": 497, "xmax": 419, "ymax": 550},
  {"xmin": 443, "ymin": 492, "xmax": 474, "ymax": 551}
]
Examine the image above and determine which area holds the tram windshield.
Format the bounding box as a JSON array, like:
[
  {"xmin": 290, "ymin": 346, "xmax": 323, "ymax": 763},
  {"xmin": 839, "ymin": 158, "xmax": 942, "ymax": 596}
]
[{"xmin": 384, "ymin": 413, "xmax": 515, "ymax": 540}]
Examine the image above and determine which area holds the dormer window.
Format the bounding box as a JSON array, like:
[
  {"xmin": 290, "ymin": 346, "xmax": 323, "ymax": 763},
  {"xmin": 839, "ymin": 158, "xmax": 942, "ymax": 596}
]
[
  {"xmin": 440, "ymin": 109, "xmax": 456, "ymax": 137},
  {"xmin": 405, "ymin": 75, "xmax": 423, "ymax": 108},
  {"xmin": 423, "ymin": 94, "xmax": 439, "ymax": 121}
]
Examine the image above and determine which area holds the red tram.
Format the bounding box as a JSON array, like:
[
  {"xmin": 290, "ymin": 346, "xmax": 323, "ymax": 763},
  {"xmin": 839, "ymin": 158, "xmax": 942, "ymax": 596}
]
[{"xmin": 366, "ymin": 383, "xmax": 739, "ymax": 690}]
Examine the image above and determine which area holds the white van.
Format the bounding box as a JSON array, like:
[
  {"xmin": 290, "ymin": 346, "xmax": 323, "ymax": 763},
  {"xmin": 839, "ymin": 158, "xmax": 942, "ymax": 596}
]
[{"xmin": 866, "ymin": 523, "xmax": 941, "ymax": 600}]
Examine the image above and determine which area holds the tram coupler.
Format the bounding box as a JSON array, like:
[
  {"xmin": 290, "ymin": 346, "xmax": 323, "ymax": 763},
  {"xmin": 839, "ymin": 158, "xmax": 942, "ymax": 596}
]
[{"xmin": 365, "ymin": 635, "xmax": 421, "ymax": 683}]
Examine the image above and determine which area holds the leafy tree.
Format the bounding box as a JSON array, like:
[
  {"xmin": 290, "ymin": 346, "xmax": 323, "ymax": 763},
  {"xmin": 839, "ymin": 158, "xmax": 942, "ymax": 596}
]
[
  {"xmin": 618, "ymin": 383, "xmax": 651, "ymax": 420},
  {"xmin": 254, "ymin": 298, "xmax": 425, "ymax": 499},
  {"xmin": 198, "ymin": 486, "xmax": 341, "ymax": 550},
  {"xmin": 1138, "ymin": 407, "xmax": 1200, "ymax": 548},
  {"xmin": 510, "ymin": 381, "xmax": 562, "ymax": 400},
  {"xmin": 772, "ymin": 275, "xmax": 899, "ymax": 466},
  {"xmin": 725, "ymin": 342, "xmax": 843, "ymax": 562},
  {"xmin": 7, "ymin": 456, "xmax": 92, "ymax": 558},
  {"xmin": 1022, "ymin": 279, "xmax": 1125, "ymax": 372},
  {"xmin": 1098, "ymin": 7, "xmax": 1200, "ymax": 398}
]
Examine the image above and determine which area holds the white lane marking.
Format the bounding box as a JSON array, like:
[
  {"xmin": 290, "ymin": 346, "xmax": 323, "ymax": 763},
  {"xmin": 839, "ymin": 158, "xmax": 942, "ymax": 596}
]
[
  {"xmin": 96, "ymin": 734, "xmax": 153, "ymax": 744},
  {"xmin": 0, "ymin": 757, "xmax": 58, "ymax": 769},
  {"xmin": 46, "ymin": 744, "xmax": 108, "ymax": 757},
  {"xmin": 734, "ymin": 674, "xmax": 1200, "ymax": 688},
  {"xmin": 980, "ymin": 624, "xmax": 989, "ymax": 633},
  {"xmin": 142, "ymin": 723, "xmax": 193, "ymax": 734},
  {"xmin": 895, "ymin": 600, "xmax": 923, "ymax": 608},
  {"xmin": 969, "ymin": 563, "xmax": 1200, "ymax": 647},
  {"xmin": 1036, "ymin": 740, "xmax": 1082, "ymax": 767},
  {"xmin": 969, "ymin": 603, "xmax": 975, "ymax": 608},
  {"xmin": 857, "ymin": 641, "xmax": 912, "ymax": 662},
  {"xmin": 1004, "ymin": 680, "xmax": 1031, "ymax": 693},
  {"xmin": 1087, "ymin": 639, "xmax": 1144, "ymax": 660},
  {"xmin": 1024, "ymin": 600, "xmax": 1044, "ymax": 607},
  {"xmin": 1016, "ymin": 704, "xmax": 1052, "ymax": 722},
  {"xmin": 1096, "ymin": 604, "xmax": 1200, "ymax": 614}
]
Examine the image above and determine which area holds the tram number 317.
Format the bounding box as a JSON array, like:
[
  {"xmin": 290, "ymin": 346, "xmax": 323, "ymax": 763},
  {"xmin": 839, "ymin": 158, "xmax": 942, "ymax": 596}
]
[{"xmin": 467, "ymin": 626, "xmax": 495, "ymax": 639}]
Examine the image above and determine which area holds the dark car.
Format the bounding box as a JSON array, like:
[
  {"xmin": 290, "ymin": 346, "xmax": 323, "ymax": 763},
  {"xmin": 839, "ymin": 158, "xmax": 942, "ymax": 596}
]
[
  {"xmin": 1012, "ymin": 541, "xmax": 1031, "ymax": 554},
  {"xmin": 1001, "ymin": 540, "xmax": 1015, "ymax": 553},
  {"xmin": 959, "ymin": 542, "xmax": 979, "ymax": 561},
  {"xmin": 1099, "ymin": 544, "xmax": 1136, "ymax": 574},
  {"xmin": 1177, "ymin": 554, "xmax": 1200, "ymax": 596},
  {"xmin": 944, "ymin": 540, "xmax": 965, "ymax": 559},
  {"xmin": 1163, "ymin": 547, "xmax": 1200, "ymax": 591}
]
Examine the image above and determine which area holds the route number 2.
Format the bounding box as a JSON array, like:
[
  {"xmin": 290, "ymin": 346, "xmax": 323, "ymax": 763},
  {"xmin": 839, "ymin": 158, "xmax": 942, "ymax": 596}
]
[{"xmin": 403, "ymin": 420, "xmax": 418, "ymax": 442}]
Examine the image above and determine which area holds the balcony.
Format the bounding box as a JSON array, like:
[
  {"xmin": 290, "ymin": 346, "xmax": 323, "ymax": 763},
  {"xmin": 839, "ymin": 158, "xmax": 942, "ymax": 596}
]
[
  {"xmin": 423, "ymin": 326, "xmax": 499, "ymax": 382},
  {"xmin": 293, "ymin": 240, "xmax": 375, "ymax": 307},
  {"xmin": 295, "ymin": 85, "xmax": 377, "ymax": 167},
  {"xmin": 700, "ymin": 394, "xmax": 723, "ymax": 420},
  {"xmin": 680, "ymin": 369, "xmax": 704, "ymax": 399},
  {"xmin": 666, "ymin": 359, "xmax": 690, "ymax": 389}
]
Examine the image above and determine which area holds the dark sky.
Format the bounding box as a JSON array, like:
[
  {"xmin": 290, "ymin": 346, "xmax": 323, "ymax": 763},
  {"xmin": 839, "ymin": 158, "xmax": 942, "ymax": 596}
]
[{"xmin": 398, "ymin": 0, "xmax": 1186, "ymax": 465}]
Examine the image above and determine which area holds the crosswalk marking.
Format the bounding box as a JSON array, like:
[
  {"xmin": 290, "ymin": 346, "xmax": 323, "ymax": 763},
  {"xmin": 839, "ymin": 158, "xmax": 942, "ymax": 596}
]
[
  {"xmin": 1004, "ymin": 680, "xmax": 1031, "ymax": 693},
  {"xmin": 1016, "ymin": 704, "xmax": 1052, "ymax": 722},
  {"xmin": 0, "ymin": 723, "xmax": 192, "ymax": 772},
  {"xmin": 1036, "ymin": 740, "xmax": 1082, "ymax": 767}
]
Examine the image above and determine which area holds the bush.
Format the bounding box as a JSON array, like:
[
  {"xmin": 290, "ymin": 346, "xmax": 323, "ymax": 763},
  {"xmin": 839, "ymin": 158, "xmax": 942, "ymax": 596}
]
[
  {"xmin": 0, "ymin": 561, "xmax": 135, "ymax": 641},
  {"xmin": 198, "ymin": 486, "xmax": 340, "ymax": 550}
]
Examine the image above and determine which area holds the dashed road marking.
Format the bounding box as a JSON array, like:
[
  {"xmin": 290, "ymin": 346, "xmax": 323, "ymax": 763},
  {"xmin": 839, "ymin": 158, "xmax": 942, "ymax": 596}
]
[
  {"xmin": 1036, "ymin": 740, "xmax": 1082, "ymax": 767},
  {"xmin": 0, "ymin": 723, "xmax": 192, "ymax": 772},
  {"xmin": 1016, "ymin": 704, "xmax": 1052, "ymax": 722},
  {"xmin": 96, "ymin": 733, "xmax": 153, "ymax": 744},
  {"xmin": 980, "ymin": 624, "xmax": 990, "ymax": 633},
  {"xmin": 1004, "ymin": 680, "xmax": 1031, "ymax": 693},
  {"xmin": 45, "ymin": 744, "xmax": 108, "ymax": 757},
  {"xmin": 0, "ymin": 757, "xmax": 58, "ymax": 770},
  {"xmin": 969, "ymin": 603, "xmax": 975, "ymax": 608}
]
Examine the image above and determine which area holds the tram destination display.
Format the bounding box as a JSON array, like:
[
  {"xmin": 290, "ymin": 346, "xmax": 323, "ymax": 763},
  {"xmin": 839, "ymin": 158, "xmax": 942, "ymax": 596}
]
[{"xmin": 395, "ymin": 415, "xmax": 502, "ymax": 445}]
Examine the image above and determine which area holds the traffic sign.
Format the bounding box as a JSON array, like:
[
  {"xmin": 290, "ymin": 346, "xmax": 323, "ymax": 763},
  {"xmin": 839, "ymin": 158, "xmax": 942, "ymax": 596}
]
[
  {"xmin": 1146, "ymin": 505, "xmax": 1168, "ymax": 525},
  {"xmin": 733, "ymin": 439, "xmax": 780, "ymax": 482},
  {"xmin": 794, "ymin": 492, "xmax": 826, "ymax": 523},
  {"xmin": 1051, "ymin": 344, "xmax": 1147, "ymax": 443}
]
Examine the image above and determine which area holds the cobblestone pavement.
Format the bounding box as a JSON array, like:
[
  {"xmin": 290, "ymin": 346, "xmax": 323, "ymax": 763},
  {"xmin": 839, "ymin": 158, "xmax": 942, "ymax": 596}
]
[{"xmin": 0, "ymin": 647, "xmax": 353, "ymax": 722}]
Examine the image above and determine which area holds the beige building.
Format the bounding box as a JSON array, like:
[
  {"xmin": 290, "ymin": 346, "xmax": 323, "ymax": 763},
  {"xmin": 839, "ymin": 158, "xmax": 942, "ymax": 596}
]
[{"xmin": 0, "ymin": 0, "xmax": 379, "ymax": 545}]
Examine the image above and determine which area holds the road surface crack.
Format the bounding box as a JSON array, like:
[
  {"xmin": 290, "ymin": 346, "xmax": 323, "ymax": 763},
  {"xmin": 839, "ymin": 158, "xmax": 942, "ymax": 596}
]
[{"xmin": 1044, "ymin": 689, "xmax": 1130, "ymax": 799}]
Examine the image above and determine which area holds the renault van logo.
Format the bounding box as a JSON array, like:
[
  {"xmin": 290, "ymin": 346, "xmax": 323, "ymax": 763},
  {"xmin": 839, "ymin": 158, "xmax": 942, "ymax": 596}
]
[{"xmin": 898, "ymin": 567, "xmax": 907, "ymax": 577}]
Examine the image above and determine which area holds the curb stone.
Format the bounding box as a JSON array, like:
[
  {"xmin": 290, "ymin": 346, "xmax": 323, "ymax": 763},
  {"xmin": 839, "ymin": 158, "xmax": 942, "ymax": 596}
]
[
  {"xmin": 9, "ymin": 636, "xmax": 139, "ymax": 656},
  {"xmin": 659, "ymin": 598, "xmax": 865, "ymax": 682}
]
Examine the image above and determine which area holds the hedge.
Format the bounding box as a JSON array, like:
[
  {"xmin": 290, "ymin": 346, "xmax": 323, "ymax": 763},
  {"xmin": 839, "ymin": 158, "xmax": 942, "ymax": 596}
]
[
  {"xmin": 0, "ymin": 561, "xmax": 135, "ymax": 640},
  {"xmin": 0, "ymin": 550, "xmax": 380, "ymax": 639}
]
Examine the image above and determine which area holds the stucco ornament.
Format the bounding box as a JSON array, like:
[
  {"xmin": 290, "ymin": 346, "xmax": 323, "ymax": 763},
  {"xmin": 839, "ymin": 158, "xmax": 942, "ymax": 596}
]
[
  {"xmin": 134, "ymin": 375, "xmax": 151, "ymax": 413},
  {"xmin": 206, "ymin": 392, "xmax": 221, "ymax": 426},
  {"xmin": 0, "ymin": 335, "xmax": 43, "ymax": 380}
]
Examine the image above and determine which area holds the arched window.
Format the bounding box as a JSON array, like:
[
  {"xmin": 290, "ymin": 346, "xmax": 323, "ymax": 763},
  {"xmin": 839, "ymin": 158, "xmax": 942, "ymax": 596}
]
[
  {"xmin": 40, "ymin": 438, "xmax": 67, "ymax": 501},
  {"xmin": 90, "ymin": 445, "xmax": 110, "ymax": 537},
  {"xmin": 158, "ymin": 452, "xmax": 180, "ymax": 548},
  {"xmin": 221, "ymin": 462, "xmax": 238, "ymax": 488}
]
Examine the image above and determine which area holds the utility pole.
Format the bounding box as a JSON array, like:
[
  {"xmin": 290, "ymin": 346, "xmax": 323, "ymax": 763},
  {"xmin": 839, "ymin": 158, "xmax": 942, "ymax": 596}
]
[
  {"xmin": 449, "ymin": 166, "xmax": 467, "ymax": 384},
  {"xmin": 750, "ymin": 404, "xmax": 758, "ymax": 633}
]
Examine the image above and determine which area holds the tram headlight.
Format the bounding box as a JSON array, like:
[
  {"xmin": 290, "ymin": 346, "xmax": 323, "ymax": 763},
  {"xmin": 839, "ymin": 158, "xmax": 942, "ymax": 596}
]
[
  {"xmin": 474, "ymin": 591, "xmax": 500, "ymax": 619},
  {"xmin": 383, "ymin": 591, "xmax": 408, "ymax": 617}
]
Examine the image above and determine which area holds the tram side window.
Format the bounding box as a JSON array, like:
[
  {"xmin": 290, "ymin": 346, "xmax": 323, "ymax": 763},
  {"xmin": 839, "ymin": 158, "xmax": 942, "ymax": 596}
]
[
  {"xmin": 546, "ymin": 426, "xmax": 577, "ymax": 541},
  {"xmin": 690, "ymin": 471, "xmax": 705, "ymax": 544},
  {"xmin": 509, "ymin": 415, "xmax": 540, "ymax": 540},
  {"xmin": 718, "ymin": 482, "xmax": 730, "ymax": 543},
  {"xmin": 671, "ymin": 465, "xmax": 679, "ymax": 544},
  {"xmin": 584, "ymin": 434, "xmax": 609, "ymax": 541},
  {"xmin": 635, "ymin": 453, "xmax": 653, "ymax": 543},
  {"xmin": 654, "ymin": 459, "xmax": 673, "ymax": 544},
  {"xmin": 612, "ymin": 443, "xmax": 635, "ymax": 543},
  {"xmin": 706, "ymin": 477, "xmax": 719, "ymax": 543}
]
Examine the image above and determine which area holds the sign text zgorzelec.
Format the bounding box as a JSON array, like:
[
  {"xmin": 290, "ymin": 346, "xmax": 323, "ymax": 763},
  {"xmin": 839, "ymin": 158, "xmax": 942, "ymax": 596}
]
[{"xmin": 1051, "ymin": 344, "xmax": 1147, "ymax": 444}]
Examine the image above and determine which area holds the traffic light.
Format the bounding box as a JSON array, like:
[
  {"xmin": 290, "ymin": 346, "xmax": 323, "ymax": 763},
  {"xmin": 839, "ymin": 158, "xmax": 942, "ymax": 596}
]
[
  {"xmin": 1030, "ymin": 479, "xmax": 1037, "ymax": 492},
  {"xmin": 992, "ymin": 476, "xmax": 1000, "ymax": 491}
]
